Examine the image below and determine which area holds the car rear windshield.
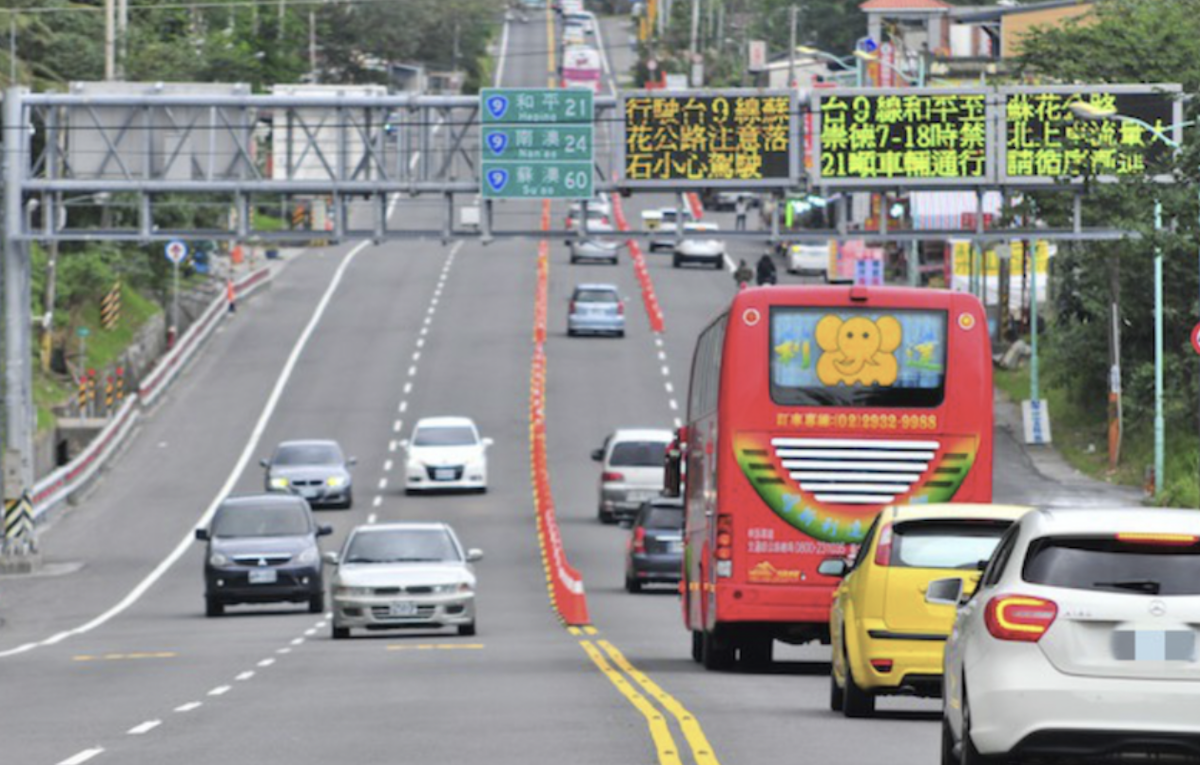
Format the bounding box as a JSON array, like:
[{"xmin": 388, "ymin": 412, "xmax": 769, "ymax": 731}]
[
  {"xmin": 1022, "ymin": 536, "xmax": 1200, "ymax": 596},
  {"xmin": 644, "ymin": 505, "xmax": 684, "ymax": 530},
  {"xmin": 274, "ymin": 443, "xmax": 341, "ymax": 465},
  {"xmin": 892, "ymin": 521, "xmax": 1010, "ymax": 570},
  {"xmin": 413, "ymin": 426, "xmax": 477, "ymax": 447},
  {"xmin": 345, "ymin": 529, "xmax": 460, "ymax": 563},
  {"xmin": 213, "ymin": 504, "xmax": 310, "ymax": 537},
  {"xmin": 574, "ymin": 289, "xmax": 618, "ymax": 304},
  {"xmin": 610, "ymin": 441, "xmax": 668, "ymax": 467}
]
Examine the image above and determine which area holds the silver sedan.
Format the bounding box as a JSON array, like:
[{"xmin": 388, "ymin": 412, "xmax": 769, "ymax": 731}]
[
  {"xmin": 328, "ymin": 522, "xmax": 482, "ymax": 639},
  {"xmin": 262, "ymin": 439, "xmax": 356, "ymax": 509}
]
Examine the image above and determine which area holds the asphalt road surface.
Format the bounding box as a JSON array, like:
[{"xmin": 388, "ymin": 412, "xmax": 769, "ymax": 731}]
[{"xmin": 0, "ymin": 11, "xmax": 1138, "ymax": 765}]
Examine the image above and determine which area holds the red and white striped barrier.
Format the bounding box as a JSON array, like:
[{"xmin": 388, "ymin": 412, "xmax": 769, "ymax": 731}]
[{"xmin": 610, "ymin": 195, "xmax": 665, "ymax": 334}]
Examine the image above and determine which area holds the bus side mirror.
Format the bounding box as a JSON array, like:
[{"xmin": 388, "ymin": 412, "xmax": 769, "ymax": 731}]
[{"xmin": 663, "ymin": 444, "xmax": 683, "ymax": 498}]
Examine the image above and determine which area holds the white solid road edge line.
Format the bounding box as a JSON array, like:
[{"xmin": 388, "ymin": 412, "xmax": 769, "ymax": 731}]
[
  {"xmin": 58, "ymin": 748, "xmax": 104, "ymax": 765},
  {"xmin": 494, "ymin": 17, "xmax": 510, "ymax": 88},
  {"xmin": 0, "ymin": 240, "xmax": 375, "ymax": 659}
]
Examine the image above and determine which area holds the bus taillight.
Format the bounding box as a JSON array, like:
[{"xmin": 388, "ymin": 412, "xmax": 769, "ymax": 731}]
[{"xmin": 715, "ymin": 515, "xmax": 733, "ymax": 574}]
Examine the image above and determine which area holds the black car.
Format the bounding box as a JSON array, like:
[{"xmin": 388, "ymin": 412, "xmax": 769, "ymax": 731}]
[
  {"xmin": 195, "ymin": 494, "xmax": 332, "ymax": 617},
  {"xmin": 624, "ymin": 496, "xmax": 685, "ymax": 593}
]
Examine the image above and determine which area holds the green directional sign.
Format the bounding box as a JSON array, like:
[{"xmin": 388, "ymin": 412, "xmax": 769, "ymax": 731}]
[
  {"xmin": 480, "ymin": 87, "xmax": 595, "ymax": 200},
  {"xmin": 480, "ymin": 88, "xmax": 593, "ymax": 124},
  {"xmin": 482, "ymin": 126, "xmax": 594, "ymax": 162},
  {"xmin": 482, "ymin": 162, "xmax": 594, "ymax": 200}
]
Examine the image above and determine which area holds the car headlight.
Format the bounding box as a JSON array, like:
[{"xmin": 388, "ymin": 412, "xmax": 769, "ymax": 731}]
[
  {"xmin": 295, "ymin": 548, "xmax": 319, "ymax": 565},
  {"xmin": 269, "ymin": 477, "xmax": 289, "ymax": 489},
  {"xmin": 209, "ymin": 552, "xmax": 231, "ymax": 567},
  {"xmin": 326, "ymin": 476, "xmax": 346, "ymax": 487},
  {"xmin": 335, "ymin": 586, "xmax": 372, "ymax": 597}
]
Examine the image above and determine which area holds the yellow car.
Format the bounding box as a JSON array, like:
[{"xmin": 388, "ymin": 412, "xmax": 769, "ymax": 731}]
[{"xmin": 822, "ymin": 503, "xmax": 1032, "ymax": 718}]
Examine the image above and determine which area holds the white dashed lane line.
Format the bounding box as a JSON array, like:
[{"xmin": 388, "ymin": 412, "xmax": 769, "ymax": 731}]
[
  {"xmin": 127, "ymin": 720, "xmax": 161, "ymax": 735},
  {"xmin": 208, "ymin": 686, "xmax": 231, "ymax": 697},
  {"xmin": 277, "ymin": 648, "xmax": 291, "ymax": 655},
  {"xmin": 58, "ymin": 748, "xmax": 104, "ymax": 765},
  {"xmin": 290, "ymin": 638, "xmax": 304, "ymax": 646},
  {"xmin": 175, "ymin": 702, "xmax": 202, "ymax": 713},
  {"xmin": 384, "ymin": 459, "xmax": 393, "ymax": 471},
  {"xmin": 403, "ymin": 382, "xmax": 413, "ymax": 394},
  {"xmin": 399, "ymin": 401, "xmax": 408, "ymax": 413},
  {"xmin": 389, "ymin": 440, "xmax": 398, "ymax": 452},
  {"xmin": 393, "ymin": 420, "xmax": 403, "ymax": 433},
  {"xmin": 368, "ymin": 513, "xmax": 378, "ymax": 524},
  {"xmin": 373, "ymin": 495, "xmax": 383, "ymax": 508},
  {"xmin": 378, "ymin": 478, "xmax": 388, "ymax": 490},
  {"xmin": 236, "ymin": 671, "xmax": 255, "ymax": 681},
  {"xmin": 257, "ymin": 658, "xmax": 275, "ymax": 668}
]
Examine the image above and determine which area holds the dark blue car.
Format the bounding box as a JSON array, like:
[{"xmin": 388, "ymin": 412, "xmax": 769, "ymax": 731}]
[{"xmin": 624, "ymin": 496, "xmax": 684, "ymax": 593}]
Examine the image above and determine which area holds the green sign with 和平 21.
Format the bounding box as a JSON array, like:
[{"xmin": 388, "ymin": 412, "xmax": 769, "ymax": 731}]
[
  {"xmin": 812, "ymin": 89, "xmax": 992, "ymax": 187},
  {"xmin": 1000, "ymin": 85, "xmax": 1183, "ymax": 184}
]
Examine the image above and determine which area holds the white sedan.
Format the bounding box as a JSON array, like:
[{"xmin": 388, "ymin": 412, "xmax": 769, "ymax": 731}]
[
  {"xmin": 938, "ymin": 507, "xmax": 1200, "ymax": 764},
  {"xmin": 672, "ymin": 222, "xmax": 725, "ymax": 269},
  {"xmin": 402, "ymin": 417, "xmax": 492, "ymax": 493}
]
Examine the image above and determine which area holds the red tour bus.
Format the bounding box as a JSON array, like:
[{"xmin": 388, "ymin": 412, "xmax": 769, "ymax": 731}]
[
  {"xmin": 562, "ymin": 45, "xmax": 602, "ymax": 93},
  {"xmin": 673, "ymin": 285, "xmax": 993, "ymax": 670}
]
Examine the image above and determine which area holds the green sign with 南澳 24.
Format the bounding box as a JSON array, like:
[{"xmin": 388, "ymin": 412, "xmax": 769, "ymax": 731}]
[{"xmin": 482, "ymin": 126, "xmax": 594, "ymax": 162}]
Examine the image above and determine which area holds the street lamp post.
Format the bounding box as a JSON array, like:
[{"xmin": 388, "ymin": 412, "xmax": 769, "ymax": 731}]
[{"xmin": 1069, "ymin": 102, "xmax": 1195, "ymax": 498}]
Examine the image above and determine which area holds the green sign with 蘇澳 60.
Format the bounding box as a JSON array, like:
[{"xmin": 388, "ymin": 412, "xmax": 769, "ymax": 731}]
[
  {"xmin": 481, "ymin": 161, "xmax": 593, "ymax": 200},
  {"xmin": 483, "ymin": 126, "xmax": 594, "ymax": 162},
  {"xmin": 481, "ymin": 88, "xmax": 593, "ymax": 124}
]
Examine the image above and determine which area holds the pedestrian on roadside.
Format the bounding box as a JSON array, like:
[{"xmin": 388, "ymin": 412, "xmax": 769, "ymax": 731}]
[
  {"xmin": 735, "ymin": 197, "xmax": 748, "ymax": 231},
  {"xmin": 226, "ymin": 277, "xmax": 237, "ymax": 314},
  {"xmin": 733, "ymin": 259, "xmax": 753, "ymax": 287}
]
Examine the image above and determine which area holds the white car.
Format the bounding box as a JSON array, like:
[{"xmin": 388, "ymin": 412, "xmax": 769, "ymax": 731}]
[
  {"xmin": 672, "ymin": 222, "xmax": 725, "ymax": 269},
  {"xmin": 938, "ymin": 507, "xmax": 1200, "ymax": 765},
  {"xmin": 786, "ymin": 242, "xmax": 831, "ymax": 279},
  {"xmin": 328, "ymin": 522, "xmax": 482, "ymax": 639},
  {"xmin": 593, "ymin": 428, "xmax": 674, "ymax": 524},
  {"xmin": 649, "ymin": 208, "xmax": 696, "ymax": 250},
  {"xmin": 402, "ymin": 417, "xmax": 492, "ymax": 493}
]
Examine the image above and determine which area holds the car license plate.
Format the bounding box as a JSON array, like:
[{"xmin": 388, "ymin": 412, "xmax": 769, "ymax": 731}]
[
  {"xmin": 299, "ymin": 488, "xmax": 318, "ymax": 498},
  {"xmin": 389, "ymin": 601, "xmax": 417, "ymax": 617},
  {"xmin": 434, "ymin": 468, "xmax": 456, "ymax": 481},
  {"xmin": 669, "ymin": 541, "xmax": 684, "ymax": 553},
  {"xmin": 1113, "ymin": 630, "xmax": 1195, "ymax": 661},
  {"xmin": 248, "ymin": 569, "xmax": 277, "ymax": 585}
]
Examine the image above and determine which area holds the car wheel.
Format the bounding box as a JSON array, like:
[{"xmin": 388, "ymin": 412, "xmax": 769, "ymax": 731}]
[
  {"xmin": 830, "ymin": 670, "xmax": 845, "ymax": 712},
  {"xmin": 608, "ymin": 257, "xmax": 619, "ymax": 266},
  {"xmin": 598, "ymin": 507, "xmax": 615, "ymax": 524},
  {"xmin": 941, "ymin": 716, "xmax": 957, "ymax": 765},
  {"xmin": 615, "ymin": 329, "xmax": 625, "ymax": 338},
  {"xmin": 740, "ymin": 635, "xmax": 773, "ymax": 670},
  {"xmin": 205, "ymin": 597, "xmax": 224, "ymax": 618},
  {"xmin": 673, "ymin": 255, "xmax": 682, "ymax": 268},
  {"xmin": 691, "ymin": 630, "xmax": 703, "ymax": 663},
  {"xmin": 332, "ymin": 625, "xmax": 351, "ymax": 640},
  {"xmin": 308, "ymin": 592, "xmax": 325, "ymax": 614},
  {"xmin": 458, "ymin": 622, "xmax": 477, "ymax": 637},
  {"xmin": 625, "ymin": 574, "xmax": 642, "ymax": 593},
  {"xmin": 701, "ymin": 629, "xmax": 735, "ymax": 671},
  {"xmin": 567, "ymin": 328, "xmax": 577, "ymax": 337},
  {"xmin": 842, "ymin": 643, "xmax": 876, "ymax": 718},
  {"xmin": 712, "ymin": 260, "xmax": 723, "ymax": 271},
  {"xmin": 569, "ymin": 255, "xmax": 579, "ymax": 264},
  {"xmin": 341, "ymin": 490, "xmax": 353, "ymax": 510}
]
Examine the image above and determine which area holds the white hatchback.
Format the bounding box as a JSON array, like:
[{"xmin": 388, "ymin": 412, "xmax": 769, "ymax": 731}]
[
  {"xmin": 402, "ymin": 417, "xmax": 492, "ymax": 493},
  {"xmin": 938, "ymin": 507, "xmax": 1200, "ymax": 764}
]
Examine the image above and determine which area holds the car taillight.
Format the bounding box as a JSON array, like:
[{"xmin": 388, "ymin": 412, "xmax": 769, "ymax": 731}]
[
  {"xmin": 1116, "ymin": 532, "xmax": 1199, "ymax": 546},
  {"xmin": 569, "ymin": 301, "xmax": 577, "ymax": 314},
  {"xmin": 870, "ymin": 659, "xmax": 894, "ymax": 673},
  {"xmin": 873, "ymin": 524, "xmax": 893, "ymax": 566},
  {"xmin": 715, "ymin": 514, "xmax": 733, "ymax": 565},
  {"xmin": 616, "ymin": 301, "xmax": 624, "ymax": 315},
  {"xmin": 601, "ymin": 215, "xmax": 610, "ymax": 225},
  {"xmin": 632, "ymin": 527, "xmax": 646, "ymax": 553},
  {"xmin": 601, "ymin": 471, "xmax": 624, "ymax": 482},
  {"xmin": 985, "ymin": 595, "xmax": 1057, "ymax": 642}
]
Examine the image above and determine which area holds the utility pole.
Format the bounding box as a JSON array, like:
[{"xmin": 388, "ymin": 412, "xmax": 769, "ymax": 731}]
[
  {"xmin": 104, "ymin": 0, "xmax": 115, "ymax": 80},
  {"xmin": 308, "ymin": 10, "xmax": 317, "ymax": 82},
  {"xmin": 117, "ymin": 0, "xmax": 127, "ymax": 79},
  {"xmin": 689, "ymin": 0, "xmax": 700, "ymax": 60},
  {"xmin": 787, "ymin": 6, "xmax": 797, "ymax": 89}
]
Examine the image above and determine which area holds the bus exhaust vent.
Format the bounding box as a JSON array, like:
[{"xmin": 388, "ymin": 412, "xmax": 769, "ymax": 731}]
[{"xmin": 769, "ymin": 437, "xmax": 940, "ymax": 505}]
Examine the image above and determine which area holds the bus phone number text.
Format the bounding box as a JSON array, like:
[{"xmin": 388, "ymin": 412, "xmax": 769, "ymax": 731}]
[{"xmin": 774, "ymin": 412, "xmax": 941, "ymax": 431}]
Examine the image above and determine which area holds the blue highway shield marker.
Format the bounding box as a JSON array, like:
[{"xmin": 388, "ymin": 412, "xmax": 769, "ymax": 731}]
[
  {"xmin": 486, "ymin": 168, "xmax": 510, "ymax": 192},
  {"xmin": 486, "ymin": 132, "xmax": 509, "ymax": 156},
  {"xmin": 486, "ymin": 95, "xmax": 509, "ymax": 120}
]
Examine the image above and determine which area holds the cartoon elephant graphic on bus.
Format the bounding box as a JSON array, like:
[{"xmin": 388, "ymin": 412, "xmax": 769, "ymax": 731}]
[{"xmin": 815, "ymin": 314, "xmax": 902, "ymax": 387}]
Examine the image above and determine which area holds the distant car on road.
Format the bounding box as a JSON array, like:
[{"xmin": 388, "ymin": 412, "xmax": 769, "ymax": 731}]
[
  {"xmin": 824, "ymin": 503, "xmax": 1031, "ymax": 718},
  {"xmin": 940, "ymin": 507, "xmax": 1200, "ymax": 765},
  {"xmin": 568, "ymin": 283, "xmax": 625, "ymax": 337},
  {"xmin": 672, "ymin": 222, "xmax": 726, "ymax": 269},
  {"xmin": 648, "ymin": 208, "xmax": 697, "ymax": 251},
  {"xmin": 195, "ymin": 494, "xmax": 332, "ymax": 617},
  {"xmin": 593, "ymin": 428, "xmax": 674, "ymax": 524},
  {"xmin": 566, "ymin": 204, "xmax": 614, "ymax": 234},
  {"xmin": 262, "ymin": 439, "xmax": 355, "ymax": 509},
  {"xmin": 328, "ymin": 522, "xmax": 483, "ymax": 639},
  {"xmin": 568, "ymin": 237, "xmax": 620, "ymax": 265},
  {"xmin": 786, "ymin": 242, "xmax": 832, "ymax": 279},
  {"xmin": 402, "ymin": 417, "xmax": 492, "ymax": 493},
  {"xmin": 625, "ymin": 495, "xmax": 685, "ymax": 593}
]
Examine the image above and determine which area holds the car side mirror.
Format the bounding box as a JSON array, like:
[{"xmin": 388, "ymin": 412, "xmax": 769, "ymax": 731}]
[
  {"xmin": 194, "ymin": 528, "xmax": 209, "ymax": 541},
  {"xmin": 466, "ymin": 549, "xmax": 484, "ymax": 563},
  {"xmin": 259, "ymin": 458, "xmax": 269, "ymax": 468},
  {"xmin": 591, "ymin": 448, "xmax": 604, "ymax": 462},
  {"xmin": 322, "ymin": 551, "xmax": 340, "ymax": 565},
  {"xmin": 317, "ymin": 524, "xmax": 333, "ymax": 537},
  {"xmin": 816, "ymin": 557, "xmax": 848, "ymax": 578},
  {"xmin": 925, "ymin": 577, "xmax": 965, "ymax": 606},
  {"xmin": 348, "ymin": 456, "xmax": 358, "ymax": 467},
  {"xmin": 482, "ymin": 437, "xmax": 494, "ymax": 448}
]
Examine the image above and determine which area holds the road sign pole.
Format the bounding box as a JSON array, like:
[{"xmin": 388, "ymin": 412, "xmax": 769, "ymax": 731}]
[
  {"xmin": 170, "ymin": 260, "xmax": 179, "ymax": 349},
  {"xmin": 3, "ymin": 87, "xmax": 34, "ymax": 496},
  {"xmin": 1155, "ymin": 199, "xmax": 1164, "ymax": 497}
]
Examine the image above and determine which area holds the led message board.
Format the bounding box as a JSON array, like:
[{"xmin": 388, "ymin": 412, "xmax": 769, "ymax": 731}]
[
  {"xmin": 811, "ymin": 89, "xmax": 992, "ymax": 187},
  {"xmin": 620, "ymin": 91, "xmax": 799, "ymax": 188},
  {"xmin": 1001, "ymin": 85, "xmax": 1182, "ymax": 183}
]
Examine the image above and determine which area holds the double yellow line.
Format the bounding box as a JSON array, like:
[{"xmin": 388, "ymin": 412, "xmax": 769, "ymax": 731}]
[{"xmin": 580, "ymin": 636, "xmax": 720, "ymax": 765}]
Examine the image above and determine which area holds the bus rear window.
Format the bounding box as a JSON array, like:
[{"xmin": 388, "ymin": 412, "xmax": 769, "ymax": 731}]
[
  {"xmin": 770, "ymin": 307, "xmax": 947, "ymax": 408},
  {"xmin": 1022, "ymin": 536, "xmax": 1200, "ymax": 596}
]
